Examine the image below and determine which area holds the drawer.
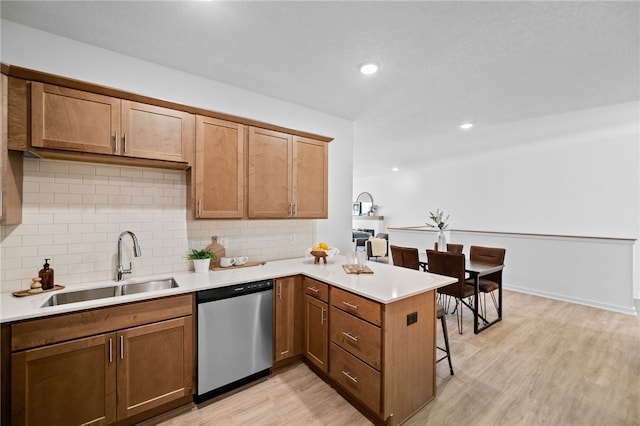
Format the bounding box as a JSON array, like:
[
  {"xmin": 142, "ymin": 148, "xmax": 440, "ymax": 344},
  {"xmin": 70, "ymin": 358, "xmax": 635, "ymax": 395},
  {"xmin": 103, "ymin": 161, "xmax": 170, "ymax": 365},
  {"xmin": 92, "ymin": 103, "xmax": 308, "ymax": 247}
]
[
  {"xmin": 303, "ymin": 277, "xmax": 329, "ymax": 302},
  {"xmin": 330, "ymin": 306, "xmax": 381, "ymax": 370},
  {"xmin": 330, "ymin": 287, "xmax": 381, "ymax": 326},
  {"xmin": 330, "ymin": 343, "xmax": 381, "ymax": 414}
]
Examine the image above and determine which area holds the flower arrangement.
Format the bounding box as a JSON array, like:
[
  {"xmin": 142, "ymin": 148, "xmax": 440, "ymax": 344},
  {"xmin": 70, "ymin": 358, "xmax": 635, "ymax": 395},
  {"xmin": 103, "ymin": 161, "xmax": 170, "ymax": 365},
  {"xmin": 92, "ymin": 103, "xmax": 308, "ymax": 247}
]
[{"xmin": 426, "ymin": 209, "xmax": 450, "ymax": 230}]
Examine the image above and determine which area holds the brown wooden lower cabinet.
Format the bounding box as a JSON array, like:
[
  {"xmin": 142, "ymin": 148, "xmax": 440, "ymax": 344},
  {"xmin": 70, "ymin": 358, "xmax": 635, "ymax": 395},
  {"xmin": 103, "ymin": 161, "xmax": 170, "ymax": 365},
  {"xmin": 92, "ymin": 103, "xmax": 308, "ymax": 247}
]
[
  {"xmin": 9, "ymin": 295, "xmax": 194, "ymax": 426},
  {"xmin": 329, "ymin": 342, "xmax": 381, "ymax": 414},
  {"xmin": 11, "ymin": 333, "xmax": 117, "ymax": 425},
  {"xmin": 117, "ymin": 317, "xmax": 193, "ymax": 420},
  {"xmin": 303, "ymin": 294, "xmax": 328, "ymax": 372},
  {"xmin": 273, "ymin": 276, "xmax": 302, "ymax": 364}
]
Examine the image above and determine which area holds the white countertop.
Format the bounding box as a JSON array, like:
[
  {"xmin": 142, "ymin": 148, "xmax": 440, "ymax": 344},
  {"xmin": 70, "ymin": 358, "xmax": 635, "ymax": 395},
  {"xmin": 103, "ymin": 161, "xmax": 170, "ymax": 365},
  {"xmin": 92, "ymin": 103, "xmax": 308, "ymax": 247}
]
[{"xmin": 0, "ymin": 255, "xmax": 456, "ymax": 323}]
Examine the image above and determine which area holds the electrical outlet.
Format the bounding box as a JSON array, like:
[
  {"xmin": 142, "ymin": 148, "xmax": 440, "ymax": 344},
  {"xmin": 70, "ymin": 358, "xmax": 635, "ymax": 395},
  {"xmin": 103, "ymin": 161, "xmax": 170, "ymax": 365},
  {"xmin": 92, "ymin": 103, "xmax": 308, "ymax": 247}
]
[
  {"xmin": 289, "ymin": 233, "xmax": 296, "ymax": 245},
  {"xmin": 219, "ymin": 237, "xmax": 229, "ymax": 247},
  {"xmin": 187, "ymin": 240, "xmax": 194, "ymax": 251}
]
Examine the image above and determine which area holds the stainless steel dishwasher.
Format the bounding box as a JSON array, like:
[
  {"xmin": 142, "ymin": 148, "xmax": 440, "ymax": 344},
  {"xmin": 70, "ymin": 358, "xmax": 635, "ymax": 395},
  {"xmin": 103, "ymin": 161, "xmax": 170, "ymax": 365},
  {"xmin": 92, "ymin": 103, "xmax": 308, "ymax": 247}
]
[{"xmin": 195, "ymin": 279, "xmax": 273, "ymax": 403}]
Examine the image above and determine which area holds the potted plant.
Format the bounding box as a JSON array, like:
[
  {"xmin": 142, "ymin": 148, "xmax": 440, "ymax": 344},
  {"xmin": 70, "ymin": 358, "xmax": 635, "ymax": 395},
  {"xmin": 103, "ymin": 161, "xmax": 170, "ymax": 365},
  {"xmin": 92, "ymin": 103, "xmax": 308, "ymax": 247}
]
[{"xmin": 187, "ymin": 249, "xmax": 217, "ymax": 273}]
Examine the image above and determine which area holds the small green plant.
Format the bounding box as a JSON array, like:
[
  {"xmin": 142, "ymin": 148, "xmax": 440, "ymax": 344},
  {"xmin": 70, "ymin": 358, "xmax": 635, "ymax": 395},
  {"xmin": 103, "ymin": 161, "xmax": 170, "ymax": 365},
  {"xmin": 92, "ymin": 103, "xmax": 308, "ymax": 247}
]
[
  {"xmin": 426, "ymin": 209, "xmax": 450, "ymax": 230},
  {"xmin": 186, "ymin": 249, "xmax": 217, "ymax": 260}
]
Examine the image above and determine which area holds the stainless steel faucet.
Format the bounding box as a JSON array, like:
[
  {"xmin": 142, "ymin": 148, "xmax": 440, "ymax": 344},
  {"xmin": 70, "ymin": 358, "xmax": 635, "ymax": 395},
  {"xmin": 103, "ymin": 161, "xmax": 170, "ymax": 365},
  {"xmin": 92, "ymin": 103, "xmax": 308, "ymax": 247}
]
[{"xmin": 116, "ymin": 231, "xmax": 142, "ymax": 281}]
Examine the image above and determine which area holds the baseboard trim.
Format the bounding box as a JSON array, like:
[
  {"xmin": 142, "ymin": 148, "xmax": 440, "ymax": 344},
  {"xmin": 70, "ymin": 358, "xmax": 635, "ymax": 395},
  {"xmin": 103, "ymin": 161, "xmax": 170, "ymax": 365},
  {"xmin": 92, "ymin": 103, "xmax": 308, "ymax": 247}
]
[{"xmin": 506, "ymin": 285, "xmax": 637, "ymax": 316}]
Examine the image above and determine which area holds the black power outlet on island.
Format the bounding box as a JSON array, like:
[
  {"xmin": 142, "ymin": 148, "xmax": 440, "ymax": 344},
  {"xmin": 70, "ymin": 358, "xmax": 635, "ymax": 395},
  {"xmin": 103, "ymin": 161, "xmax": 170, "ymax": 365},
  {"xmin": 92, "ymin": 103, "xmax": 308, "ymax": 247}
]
[{"xmin": 406, "ymin": 311, "xmax": 418, "ymax": 326}]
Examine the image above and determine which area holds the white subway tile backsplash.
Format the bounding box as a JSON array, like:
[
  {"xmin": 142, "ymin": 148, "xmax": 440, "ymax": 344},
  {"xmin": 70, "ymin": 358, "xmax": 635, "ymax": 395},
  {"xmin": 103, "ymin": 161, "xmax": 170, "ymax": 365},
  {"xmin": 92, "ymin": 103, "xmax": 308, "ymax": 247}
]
[
  {"xmin": 55, "ymin": 173, "xmax": 83, "ymax": 184},
  {"xmin": 1, "ymin": 158, "xmax": 316, "ymax": 292},
  {"xmin": 40, "ymin": 161, "xmax": 69, "ymax": 174},
  {"xmin": 69, "ymin": 163, "xmax": 96, "ymax": 175},
  {"xmin": 96, "ymin": 166, "xmax": 121, "ymax": 176}
]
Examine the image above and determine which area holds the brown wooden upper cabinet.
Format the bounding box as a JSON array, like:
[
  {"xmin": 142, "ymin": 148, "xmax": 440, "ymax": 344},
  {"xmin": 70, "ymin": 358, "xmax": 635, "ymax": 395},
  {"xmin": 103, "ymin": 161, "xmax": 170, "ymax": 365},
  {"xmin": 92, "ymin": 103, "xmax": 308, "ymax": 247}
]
[
  {"xmin": 194, "ymin": 116, "xmax": 245, "ymax": 218},
  {"xmin": 31, "ymin": 82, "xmax": 193, "ymax": 163},
  {"xmin": 1, "ymin": 73, "xmax": 23, "ymax": 225},
  {"xmin": 247, "ymin": 127, "xmax": 328, "ymax": 219}
]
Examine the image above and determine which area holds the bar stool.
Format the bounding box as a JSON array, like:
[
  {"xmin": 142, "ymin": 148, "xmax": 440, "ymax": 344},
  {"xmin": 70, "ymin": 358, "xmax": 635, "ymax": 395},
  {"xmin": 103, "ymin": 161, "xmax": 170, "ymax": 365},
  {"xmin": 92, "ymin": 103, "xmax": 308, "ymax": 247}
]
[{"xmin": 436, "ymin": 303, "xmax": 454, "ymax": 375}]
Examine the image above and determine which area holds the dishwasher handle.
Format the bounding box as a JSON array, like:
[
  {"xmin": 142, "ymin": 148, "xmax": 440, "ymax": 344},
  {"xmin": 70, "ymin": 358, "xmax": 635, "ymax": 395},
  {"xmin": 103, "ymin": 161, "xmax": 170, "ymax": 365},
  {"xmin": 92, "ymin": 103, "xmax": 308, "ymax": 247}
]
[{"xmin": 196, "ymin": 280, "xmax": 273, "ymax": 303}]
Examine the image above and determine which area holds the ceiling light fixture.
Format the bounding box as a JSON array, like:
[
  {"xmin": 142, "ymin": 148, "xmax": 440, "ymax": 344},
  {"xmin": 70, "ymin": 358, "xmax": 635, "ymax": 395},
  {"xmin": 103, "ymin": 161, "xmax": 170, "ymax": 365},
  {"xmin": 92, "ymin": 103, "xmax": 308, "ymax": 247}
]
[
  {"xmin": 460, "ymin": 122, "xmax": 474, "ymax": 130},
  {"xmin": 392, "ymin": 167, "xmax": 399, "ymax": 172},
  {"xmin": 359, "ymin": 62, "xmax": 379, "ymax": 75}
]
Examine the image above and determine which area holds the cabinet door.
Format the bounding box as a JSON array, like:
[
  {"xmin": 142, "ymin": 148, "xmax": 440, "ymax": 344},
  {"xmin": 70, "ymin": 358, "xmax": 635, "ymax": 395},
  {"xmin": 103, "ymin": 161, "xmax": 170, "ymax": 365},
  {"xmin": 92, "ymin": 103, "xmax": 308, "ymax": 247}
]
[
  {"xmin": 274, "ymin": 276, "xmax": 297, "ymax": 362},
  {"xmin": 11, "ymin": 333, "xmax": 116, "ymax": 426},
  {"xmin": 194, "ymin": 116, "xmax": 245, "ymax": 218},
  {"xmin": 304, "ymin": 294, "xmax": 328, "ymax": 372},
  {"xmin": 247, "ymin": 127, "xmax": 292, "ymax": 218},
  {"xmin": 292, "ymin": 136, "xmax": 328, "ymax": 218},
  {"xmin": 117, "ymin": 316, "xmax": 193, "ymax": 420},
  {"xmin": 31, "ymin": 82, "xmax": 120, "ymax": 154},
  {"xmin": 1, "ymin": 74, "xmax": 23, "ymax": 225},
  {"xmin": 121, "ymin": 100, "xmax": 193, "ymax": 162}
]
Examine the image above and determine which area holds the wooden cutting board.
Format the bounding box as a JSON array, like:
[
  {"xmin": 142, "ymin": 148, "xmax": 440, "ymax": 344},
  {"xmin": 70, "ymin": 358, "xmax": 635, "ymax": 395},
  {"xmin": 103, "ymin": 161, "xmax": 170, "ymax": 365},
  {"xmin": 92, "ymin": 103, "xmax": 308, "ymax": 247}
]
[
  {"xmin": 211, "ymin": 261, "xmax": 267, "ymax": 271},
  {"xmin": 205, "ymin": 237, "xmax": 226, "ymax": 269}
]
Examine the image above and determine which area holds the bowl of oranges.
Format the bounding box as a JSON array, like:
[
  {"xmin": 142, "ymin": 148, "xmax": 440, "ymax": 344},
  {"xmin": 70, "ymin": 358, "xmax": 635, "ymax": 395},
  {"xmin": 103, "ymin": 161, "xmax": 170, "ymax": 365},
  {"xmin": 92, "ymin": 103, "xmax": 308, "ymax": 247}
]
[{"xmin": 306, "ymin": 242, "xmax": 339, "ymax": 259}]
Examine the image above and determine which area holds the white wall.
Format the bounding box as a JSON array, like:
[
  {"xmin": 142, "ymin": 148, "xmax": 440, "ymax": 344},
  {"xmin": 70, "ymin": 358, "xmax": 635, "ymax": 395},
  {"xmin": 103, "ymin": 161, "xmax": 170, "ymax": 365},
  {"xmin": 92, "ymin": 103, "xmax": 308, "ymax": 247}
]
[
  {"xmin": 0, "ymin": 20, "xmax": 355, "ymax": 291},
  {"xmin": 389, "ymin": 228, "xmax": 637, "ymax": 315},
  {"xmin": 356, "ymin": 103, "xmax": 640, "ymax": 301}
]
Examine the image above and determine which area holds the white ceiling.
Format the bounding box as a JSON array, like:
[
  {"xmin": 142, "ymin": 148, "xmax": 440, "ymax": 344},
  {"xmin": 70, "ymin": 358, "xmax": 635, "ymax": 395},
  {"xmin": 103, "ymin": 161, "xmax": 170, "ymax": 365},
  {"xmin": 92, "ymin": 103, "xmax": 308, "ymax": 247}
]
[{"xmin": 2, "ymin": 1, "xmax": 638, "ymax": 177}]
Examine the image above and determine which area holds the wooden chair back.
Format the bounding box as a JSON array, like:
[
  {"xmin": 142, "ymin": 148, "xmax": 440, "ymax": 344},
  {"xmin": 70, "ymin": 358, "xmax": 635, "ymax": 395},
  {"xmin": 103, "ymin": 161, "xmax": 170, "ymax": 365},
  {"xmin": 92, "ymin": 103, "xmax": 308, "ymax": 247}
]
[
  {"xmin": 469, "ymin": 245, "xmax": 506, "ymax": 284},
  {"xmin": 427, "ymin": 250, "xmax": 472, "ymax": 299},
  {"xmin": 433, "ymin": 243, "xmax": 464, "ymax": 254},
  {"xmin": 390, "ymin": 245, "xmax": 420, "ymax": 270}
]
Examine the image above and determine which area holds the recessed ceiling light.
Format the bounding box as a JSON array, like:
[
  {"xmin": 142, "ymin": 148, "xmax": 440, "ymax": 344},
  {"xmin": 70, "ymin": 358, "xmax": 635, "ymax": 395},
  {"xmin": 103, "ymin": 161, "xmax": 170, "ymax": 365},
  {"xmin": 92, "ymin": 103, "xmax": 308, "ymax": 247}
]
[
  {"xmin": 359, "ymin": 62, "xmax": 379, "ymax": 75},
  {"xmin": 392, "ymin": 167, "xmax": 399, "ymax": 172},
  {"xmin": 460, "ymin": 122, "xmax": 474, "ymax": 130}
]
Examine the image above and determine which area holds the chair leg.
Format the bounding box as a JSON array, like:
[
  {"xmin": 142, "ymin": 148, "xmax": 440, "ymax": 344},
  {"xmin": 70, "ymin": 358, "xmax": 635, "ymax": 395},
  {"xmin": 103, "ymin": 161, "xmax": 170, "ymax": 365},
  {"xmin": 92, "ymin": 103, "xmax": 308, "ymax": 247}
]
[
  {"xmin": 490, "ymin": 290, "xmax": 499, "ymax": 314},
  {"xmin": 456, "ymin": 298, "xmax": 463, "ymax": 334},
  {"xmin": 440, "ymin": 314, "xmax": 454, "ymax": 375}
]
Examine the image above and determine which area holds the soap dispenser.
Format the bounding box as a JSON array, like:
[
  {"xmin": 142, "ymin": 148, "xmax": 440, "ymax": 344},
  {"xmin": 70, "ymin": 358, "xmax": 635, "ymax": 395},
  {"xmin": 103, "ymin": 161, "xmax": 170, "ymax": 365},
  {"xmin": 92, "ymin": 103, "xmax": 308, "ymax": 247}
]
[{"xmin": 39, "ymin": 258, "xmax": 54, "ymax": 290}]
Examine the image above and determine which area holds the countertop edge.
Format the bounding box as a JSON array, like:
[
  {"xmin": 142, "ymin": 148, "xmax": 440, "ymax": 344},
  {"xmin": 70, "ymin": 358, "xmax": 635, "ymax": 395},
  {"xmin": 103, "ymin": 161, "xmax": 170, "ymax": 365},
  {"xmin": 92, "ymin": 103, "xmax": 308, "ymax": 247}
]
[{"xmin": 1, "ymin": 256, "xmax": 456, "ymax": 324}]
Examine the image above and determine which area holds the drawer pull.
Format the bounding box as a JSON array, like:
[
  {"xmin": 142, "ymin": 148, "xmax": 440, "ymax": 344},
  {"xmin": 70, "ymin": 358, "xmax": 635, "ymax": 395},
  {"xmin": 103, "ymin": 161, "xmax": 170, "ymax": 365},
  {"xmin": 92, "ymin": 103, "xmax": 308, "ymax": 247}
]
[
  {"xmin": 307, "ymin": 286, "xmax": 320, "ymax": 293},
  {"xmin": 342, "ymin": 370, "xmax": 358, "ymax": 383},
  {"xmin": 342, "ymin": 331, "xmax": 359, "ymax": 342},
  {"xmin": 342, "ymin": 301, "xmax": 359, "ymax": 310}
]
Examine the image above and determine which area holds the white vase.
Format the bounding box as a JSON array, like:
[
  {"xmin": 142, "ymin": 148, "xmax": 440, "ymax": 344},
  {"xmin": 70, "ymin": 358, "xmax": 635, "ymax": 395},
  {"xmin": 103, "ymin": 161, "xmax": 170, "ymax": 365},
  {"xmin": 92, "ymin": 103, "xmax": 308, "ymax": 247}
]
[
  {"xmin": 193, "ymin": 258, "xmax": 211, "ymax": 273},
  {"xmin": 437, "ymin": 230, "xmax": 447, "ymax": 252}
]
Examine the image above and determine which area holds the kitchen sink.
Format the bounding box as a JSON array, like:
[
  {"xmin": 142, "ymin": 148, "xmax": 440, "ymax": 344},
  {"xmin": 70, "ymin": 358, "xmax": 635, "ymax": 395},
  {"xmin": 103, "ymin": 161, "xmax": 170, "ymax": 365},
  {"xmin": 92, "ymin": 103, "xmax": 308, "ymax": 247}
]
[
  {"xmin": 41, "ymin": 278, "xmax": 179, "ymax": 307},
  {"xmin": 120, "ymin": 278, "xmax": 178, "ymax": 295},
  {"xmin": 41, "ymin": 286, "xmax": 119, "ymax": 307}
]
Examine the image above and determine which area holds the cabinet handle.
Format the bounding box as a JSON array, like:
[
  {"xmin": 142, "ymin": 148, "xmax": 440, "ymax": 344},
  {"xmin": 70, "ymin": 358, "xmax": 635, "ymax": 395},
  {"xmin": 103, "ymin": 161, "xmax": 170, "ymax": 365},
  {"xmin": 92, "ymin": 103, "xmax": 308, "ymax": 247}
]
[
  {"xmin": 292, "ymin": 203, "xmax": 296, "ymax": 215},
  {"xmin": 342, "ymin": 370, "xmax": 358, "ymax": 383},
  {"xmin": 197, "ymin": 199, "xmax": 202, "ymax": 217},
  {"xmin": 278, "ymin": 282, "xmax": 282, "ymax": 300},
  {"xmin": 288, "ymin": 203, "xmax": 292, "ymax": 215},
  {"xmin": 342, "ymin": 301, "xmax": 359, "ymax": 310},
  {"xmin": 120, "ymin": 335, "xmax": 124, "ymax": 359},
  {"xmin": 342, "ymin": 331, "xmax": 359, "ymax": 342},
  {"xmin": 321, "ymin": 307, "xmax": 325, "ymax": 325},
  {"xmin": 307, "ymin": 286, "xmax": 319, "ymax": 293},
  {"xmin": 114, "ymin": 131, "xmax": 119, "ymax": 153},
  {"xmin": 123, "ymin": 132, "xmax": 127, "ymax": 153},
  {"xmin": 109, "ymin": 338, "xmax": 113, "ymax": 363}
]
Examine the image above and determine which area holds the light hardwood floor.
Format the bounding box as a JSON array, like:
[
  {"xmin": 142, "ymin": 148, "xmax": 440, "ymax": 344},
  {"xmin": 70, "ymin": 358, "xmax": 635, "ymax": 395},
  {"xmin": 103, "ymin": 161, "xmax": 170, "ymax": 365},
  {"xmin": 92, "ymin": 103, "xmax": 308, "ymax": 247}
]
[{"xmin": 141, "ymin": 290, "xmax": 640, "ymax": 426}]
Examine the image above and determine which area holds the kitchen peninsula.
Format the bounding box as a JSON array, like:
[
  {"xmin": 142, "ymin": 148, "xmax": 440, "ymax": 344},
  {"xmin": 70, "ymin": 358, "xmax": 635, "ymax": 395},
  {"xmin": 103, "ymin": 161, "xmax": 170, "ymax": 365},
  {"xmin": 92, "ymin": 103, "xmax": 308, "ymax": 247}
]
[{"xmin": 1, "ymin": 255, "xmax": 455, "ymax": 425}]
